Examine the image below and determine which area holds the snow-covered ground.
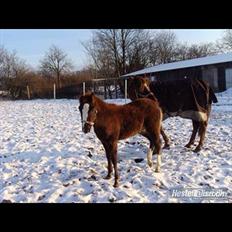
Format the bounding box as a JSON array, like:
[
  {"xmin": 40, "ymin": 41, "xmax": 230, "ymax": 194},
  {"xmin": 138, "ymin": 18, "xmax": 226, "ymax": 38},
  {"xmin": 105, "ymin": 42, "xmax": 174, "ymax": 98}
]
[{"xmin": 0, "ymin": 90, "xmax": 231, "ymax": 203}]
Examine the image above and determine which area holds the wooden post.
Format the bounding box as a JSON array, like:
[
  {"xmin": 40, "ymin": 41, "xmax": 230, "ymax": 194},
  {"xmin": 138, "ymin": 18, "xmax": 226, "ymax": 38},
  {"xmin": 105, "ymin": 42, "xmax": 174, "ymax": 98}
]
[
  {"xmin": 115, "ymin": 80, "xmax": 118, "ymax": 99},
  {"xmin": 53, "ymin": 83, "xmax": 56, "ymax": 99},
  {"xmin": 83, "ymin": 82, "xmax": 86, "ymax": 95},
  {"xmin": 104, "ymin": 80, "xmax": 107, "ymax": 99},
  {"xmin": 27, "ymin": 85, "xmax": 30, "ymax": 100},
  {"xmin": 93, "ymin": 81, "xmax": 96, "ymax": 93},
  {"xmin": 124, "ymin": 79, "xmax": 127, "ymax": 103}
]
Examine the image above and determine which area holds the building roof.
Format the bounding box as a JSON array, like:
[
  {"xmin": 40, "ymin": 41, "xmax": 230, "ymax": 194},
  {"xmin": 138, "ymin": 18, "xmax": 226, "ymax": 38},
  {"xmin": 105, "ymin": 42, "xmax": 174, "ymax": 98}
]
[{"xmin": 123, "ymin": 52, "xmax": 232, "ymax": 77}]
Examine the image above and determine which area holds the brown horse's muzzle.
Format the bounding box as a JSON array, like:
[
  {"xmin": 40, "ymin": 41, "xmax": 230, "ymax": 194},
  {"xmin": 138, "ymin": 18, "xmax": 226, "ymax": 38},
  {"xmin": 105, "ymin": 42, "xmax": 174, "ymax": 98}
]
[
  {"xmin": 83, "ymin": 123, "xmax": 91, "ymax": 133},
  {"xmin": 83, "ymin": 121, "xmax": 95, "ymax": 133}
]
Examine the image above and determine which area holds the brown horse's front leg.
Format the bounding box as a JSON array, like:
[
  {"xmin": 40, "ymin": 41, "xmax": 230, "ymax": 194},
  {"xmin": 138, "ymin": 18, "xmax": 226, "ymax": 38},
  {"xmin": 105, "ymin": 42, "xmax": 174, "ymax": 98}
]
[
  {"xmin": 111, "ymin": 142, "xmax": 119, "ymax": 188},
  {"xmin": 102, "ymin": 142, "xmax": 113, "ymax": 179},
  {"xmin": 104, "ymin": 155, "xmax": 113, "ymax": 180}
]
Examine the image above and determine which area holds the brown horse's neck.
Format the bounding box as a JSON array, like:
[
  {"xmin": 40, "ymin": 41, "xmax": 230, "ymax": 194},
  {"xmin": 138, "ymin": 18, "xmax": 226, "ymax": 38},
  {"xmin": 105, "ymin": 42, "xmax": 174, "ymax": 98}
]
[
  {"xmin": 92, "ymin": 96, "xmax": 110, "ymax": 127},
  {"xmin": 93, "ymin": 95, "xmax": 108, "ymax": 112}
]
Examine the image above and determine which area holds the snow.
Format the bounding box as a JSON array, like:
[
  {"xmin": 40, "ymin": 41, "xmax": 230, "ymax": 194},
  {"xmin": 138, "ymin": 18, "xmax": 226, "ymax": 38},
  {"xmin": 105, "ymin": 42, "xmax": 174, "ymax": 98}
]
[
  {"xmin": 0, "ymin": 90, "xmax": 231, "ymax": 203},
  {"xmin": 123, "ymin": 52, "xmax": 232, "ymax": 77}
]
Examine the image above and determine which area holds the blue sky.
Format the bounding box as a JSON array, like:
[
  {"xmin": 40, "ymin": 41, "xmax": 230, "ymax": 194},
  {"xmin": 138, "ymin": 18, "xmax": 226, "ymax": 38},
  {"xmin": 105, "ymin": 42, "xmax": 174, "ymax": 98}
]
[
  {"xmin": 173, "ymin": 29, "xmax": 223, "ymax": 44},
  {"xmin": 0, "ymin": 29, "xmax": 224, "ymax": 70}
]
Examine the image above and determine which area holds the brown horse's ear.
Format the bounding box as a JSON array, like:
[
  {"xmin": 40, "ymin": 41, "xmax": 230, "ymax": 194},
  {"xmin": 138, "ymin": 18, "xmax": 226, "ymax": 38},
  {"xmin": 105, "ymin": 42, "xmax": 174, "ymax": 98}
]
[
  {"xmin": 145, "ymin": 77, "xmax": 151, "ymax": 84},
  {"xmin": 141, "ymin": 75, "xmax": 150, "ymax": 84},
  {"xmin": 141, "ymin": 75, "xmax": 146, "ymax": 80},
  {"xmin": 89, "ymin": 92, "xmax": 96, "ymax": 105}
]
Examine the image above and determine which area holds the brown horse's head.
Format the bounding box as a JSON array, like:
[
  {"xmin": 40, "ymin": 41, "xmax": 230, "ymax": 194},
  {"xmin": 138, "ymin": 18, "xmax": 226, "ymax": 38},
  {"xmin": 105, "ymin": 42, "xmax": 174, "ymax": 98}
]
[
  {"xmin": 79, "ymin": 92, "xmax": 98, "ymax": 133},
  {"xmin": 127, "ymin": 76, "xmax": 154, "ymax": 101}
]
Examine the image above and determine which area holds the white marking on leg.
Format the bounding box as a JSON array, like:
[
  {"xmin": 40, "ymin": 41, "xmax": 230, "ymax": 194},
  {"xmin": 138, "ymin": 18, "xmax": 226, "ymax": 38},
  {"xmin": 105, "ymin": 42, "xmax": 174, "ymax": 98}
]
[
  {"xmin": 147, "ymin": 148, "xmax": 153, "ymax": 167},
  {"xmin": 155, "ymin": 155, "xmax": 161, "ymax": 173}
]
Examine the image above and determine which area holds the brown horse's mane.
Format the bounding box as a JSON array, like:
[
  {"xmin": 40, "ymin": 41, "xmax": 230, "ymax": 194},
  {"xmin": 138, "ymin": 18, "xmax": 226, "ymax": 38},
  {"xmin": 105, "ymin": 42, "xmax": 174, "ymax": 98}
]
[
  {"xmin": 85, "ymin": 92, "xmax": 124, "ymax": 112},
  {"xmin": 94, "ymin": 95, "xmax": 118, "ymax": 108}
]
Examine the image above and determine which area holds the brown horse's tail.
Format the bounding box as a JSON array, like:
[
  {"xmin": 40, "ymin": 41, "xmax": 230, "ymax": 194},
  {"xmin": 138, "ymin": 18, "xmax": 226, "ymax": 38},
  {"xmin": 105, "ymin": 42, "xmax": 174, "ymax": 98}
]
[
  {"xmin": 197, "ymin": 79, "xmax": 218, "ymax": 104},
  {"xmin": 209, "ymin": 86, "xmax": 218, "ymax": 103}
]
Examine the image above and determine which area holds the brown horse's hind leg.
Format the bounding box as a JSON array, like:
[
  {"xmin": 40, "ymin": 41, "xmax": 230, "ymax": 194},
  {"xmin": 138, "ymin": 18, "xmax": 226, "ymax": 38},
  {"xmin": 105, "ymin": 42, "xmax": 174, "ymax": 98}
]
[
  {"xmin": 153, "ymin": 134, "xmax": 162, "ymax": 173},
  {"xmin": 111, "ymin": 142, "xmax": 119, "ymax": 188},
  {"xmin": 146, "ymin": 127, "xmax": 162, "ymax": 172},
  {"xmin": 147, "ymin": 143, "xmax": 154, "ymax": 168},
  {"xmin": 194, "ymin": 121, "xmax": 207, "ymax": 152},
  {"xmin": 160, "ymin": 126, "xmax": 170, "ymax": 149},
  {"xmin": 185, "ymin": 120, "xmax": 199, "ymax": 148},
  {"xmin": 139, "ymin": 131, "xmax": 154, "ymax": 167}
]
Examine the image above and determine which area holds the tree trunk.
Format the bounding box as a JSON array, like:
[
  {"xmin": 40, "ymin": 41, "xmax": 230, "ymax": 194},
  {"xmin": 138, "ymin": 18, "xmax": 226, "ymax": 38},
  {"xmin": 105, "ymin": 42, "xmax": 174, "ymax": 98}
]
[{"xmin": 121, "ymin": 29, "xmax": 126, "ymax": 75}]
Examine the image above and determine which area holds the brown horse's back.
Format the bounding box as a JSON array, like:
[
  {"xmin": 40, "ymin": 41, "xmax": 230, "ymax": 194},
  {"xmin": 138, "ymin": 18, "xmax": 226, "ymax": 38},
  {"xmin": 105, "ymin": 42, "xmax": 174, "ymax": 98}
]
[
  {"xmin": 93, "ymin": 97, "xmax": 161, "ymax": 141},
  {"xmin": 117, "ymin": 98, "xmax": 162, "ymax": 140}
]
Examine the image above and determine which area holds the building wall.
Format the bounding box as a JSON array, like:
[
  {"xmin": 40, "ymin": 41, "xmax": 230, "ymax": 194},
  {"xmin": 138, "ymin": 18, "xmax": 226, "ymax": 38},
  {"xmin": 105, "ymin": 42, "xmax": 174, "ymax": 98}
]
[
  {"xmin": 225, "ymin": 68, "xmax": 232, "ymax": 89},
  {"xmin": 217, "ymin": 66, "xmax": 226, "ymax": 91},
  {"xmin": 154, "ymin": 67, "xmax": 202, "ymax": 82},
  {"xmin": 136, "ymin": 62, "xmax": 232, "ymax": 93},
  {"xmin": 215, "ymin": 62, "xmax": 232, "ymax": 92},
  {"xmin": 202, "ymin": 67, "xmax": 218, "ymax": 91}
]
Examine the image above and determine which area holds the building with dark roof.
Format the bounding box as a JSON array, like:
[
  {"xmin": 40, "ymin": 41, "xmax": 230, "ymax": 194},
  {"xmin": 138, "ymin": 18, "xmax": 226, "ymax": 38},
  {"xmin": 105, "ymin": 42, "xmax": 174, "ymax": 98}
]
[{"xmin": 123, "ymin": 52, "xmax": 232, "ymax": 92}]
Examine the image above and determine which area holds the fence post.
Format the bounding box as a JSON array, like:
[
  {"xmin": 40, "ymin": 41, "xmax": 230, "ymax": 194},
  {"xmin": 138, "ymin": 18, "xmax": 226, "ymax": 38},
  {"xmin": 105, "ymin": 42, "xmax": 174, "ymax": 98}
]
[
  {"xmin": 53, "ymin": 83, "xmax": 56, "ymax": 99},
  {"xmin": 104, "ymin": 80, "xmax": 107, "ymax": 99},
  {"xmin": 124, "ymin": 79, "xmax": 127, "ymax": 103},
  {"xmin": 83, "ymin": 82, "xmax": 86, "ymax": 95},
  {"xmin": 27, "ymin": 85, "xmax": 30, "ymax": 100},
  {"xmin": 93, "ymin": 81, "xmax": 96, "ymax": 93},
  {"xmin": 115, "ymin": 80, "xmax": 118, "ymax": 99}
]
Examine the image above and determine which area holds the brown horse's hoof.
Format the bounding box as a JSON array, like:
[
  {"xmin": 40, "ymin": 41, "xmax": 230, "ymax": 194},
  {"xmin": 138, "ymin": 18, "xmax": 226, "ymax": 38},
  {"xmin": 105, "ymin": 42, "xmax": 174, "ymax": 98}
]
[
  {"xmin": 194, "ymin": 146, "xmax": 202, "ymax": 153},
  {"xmin": 104, "ymin": 175, "xmax": 111, "ymax": 180},
  {"xmin": 155, "ymin": 167, "xmax": 161, "ymax": 173},
  {"xmin": 147, "ymin": 161, "xmax": 153, "ymax": 167},
  {"xmin": 113, "ymin": 182, "xmax": 119, "ymax": 188},
  {"xmin": 185, "ymin": 143, "xmax": 192, "ymax": 148},
  {"xmin": 163, "ymin": 144, "xmax": 170, "ymax": 149}
]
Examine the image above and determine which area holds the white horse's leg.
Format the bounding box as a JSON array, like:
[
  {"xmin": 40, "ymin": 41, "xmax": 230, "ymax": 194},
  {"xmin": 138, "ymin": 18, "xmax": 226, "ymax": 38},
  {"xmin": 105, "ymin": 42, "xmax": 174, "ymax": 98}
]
[
  {"xmin": 155, "ymin": 155, "xmax": 161, "ymax": 173},
  {"xmin": 147, "ymin": 148, "xmax": 153, "ymax": 167}
]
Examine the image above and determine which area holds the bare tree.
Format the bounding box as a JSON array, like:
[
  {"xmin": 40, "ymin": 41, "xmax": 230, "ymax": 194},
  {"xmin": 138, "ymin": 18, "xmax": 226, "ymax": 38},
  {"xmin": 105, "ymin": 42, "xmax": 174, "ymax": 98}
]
[
  {"xmin": 0, "ymin": 47, "xmax": 29, "ymax": 90},
  {"xmin": 149, "ymin": 30, "xmax": 178, "ymax": 65},
  {"xmin": 174, "ymin": 42, "xmax": 217, "ymax": 61},
  {"xmin": 0, "ymin": 47, "xmax": 6, "ymax": 80},
  {"xmin": 83, "ymin": 29, "xmax": 152, "ymax": 97},
  {"xmin": 83, "ymin": 29, "xmax": 150, "ymax": 78},
  {"xmin": 40, "ymin": 45, "xmax": 73, "ymax": 88},
  {"xmin": 127, "ymin": 31, "xmax": 151, "ymax": 72},
  {"xmin": 0, "ymin": 47, "xmax": 4, "ymax": 64},
  {"xmin": 219, "ymin": 30, "xmax": 232, "ymax": 51},
  {"xmin": 186, "ymin": 43, "xmax": 217, "ymax": 59}
]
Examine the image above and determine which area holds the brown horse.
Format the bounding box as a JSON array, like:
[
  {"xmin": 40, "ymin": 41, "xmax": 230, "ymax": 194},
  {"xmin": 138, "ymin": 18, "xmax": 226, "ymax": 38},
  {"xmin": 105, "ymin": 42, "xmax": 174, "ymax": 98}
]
[
  {"xmin": 79, "ymin": 92, "xmax": 163, "ymax": 187},
  {"xmin": 128, "ymin": 76, "xmax": 218, "ymax": 152}
]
